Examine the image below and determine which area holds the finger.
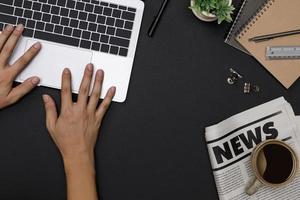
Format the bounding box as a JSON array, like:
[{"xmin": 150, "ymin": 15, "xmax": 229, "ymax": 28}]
[
  {"xmin": 78, "ymin": 64, "xmax": 93, "ymax": 105},
  {"xmin": 88, "ymin": 69, "xmax": 104, "ymax": 112},
  {"xmin": 61, "ymin": 68, "xmax": 73, "ymax": 111},
  {"xmin": 96, "ymin": 87, "xmax": 116, "ymax": 120},
  {"xmin": 0, "ymin": 24, "xmax": 14, "ymax": 53},
  {"xmin": 0, "ymin": 24, "xmax": 24, "ymax": 66},
  {"xmin": 10, "ymin": 42, "xmax": 41, "ymax": 79},
  {"xmin": 6, "ymin": 76, "xmax": 40, "ymax": 105},
  {"xmin": 42, "ymin": 94, "xmax": 58, "ymax": 133}
]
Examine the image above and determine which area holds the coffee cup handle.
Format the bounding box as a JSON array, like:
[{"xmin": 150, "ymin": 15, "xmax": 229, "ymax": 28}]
[{"xmin": 246, "ymin": 178, "xmax": 262, "ymax": 195}]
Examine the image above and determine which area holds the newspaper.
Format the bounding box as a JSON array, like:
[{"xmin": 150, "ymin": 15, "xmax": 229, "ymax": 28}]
[{"xmin": 205, "ymin": 97, "xmax": 300, "ymax": 200}]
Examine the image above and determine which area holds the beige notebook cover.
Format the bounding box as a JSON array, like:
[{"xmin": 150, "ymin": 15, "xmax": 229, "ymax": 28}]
[{"xmin": 236, "ymin": 0, "xmax": 300, "ymax": 88}]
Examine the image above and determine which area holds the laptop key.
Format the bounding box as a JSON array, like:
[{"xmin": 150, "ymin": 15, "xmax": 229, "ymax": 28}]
[
  {"xmin": 82, "ymin": 31, "xmax": 91, "ymax": 40},
  {"xmin": 80, "ymin": 40, "xmax": 91, "ymax": 49},
  {"xmin": 85, "ymin": 4, "xmax": 94, "ymax": 12},
  {"xmin": 42, "ymin": 13, "xmax": 51, "ymax": 22},
  {"xmin": 1, "ymin": 0, "xmax": 13, "ymax": 5},
  {"xmin": 45, "ymin": 23, "xmax": 54, "ymax": 32},
  {"xmin": 88, "ymin": 13, "xmax": 97, "ymax": 22},
  {"xmin": 106, "ymin": 27, "xmax": 115, "ymax": 35},
  {"xmin": 48, "ymin": 0, "xmax": 57, "ymax": 5},
  {"xmin": 70, "ymin": 10, "xmax": 79, "ymax": 18},
  {"xmin": 79, "ymin": 12, "xmax": 88, "ymax": 20},
  {"xmin": 23, "ymin": 1, "xmax": 33, "ymax": 9},
  {"xmin": 79, "ymin": 21, "xmax": 88, "ymax": 30},
  {"xmin": 106, "ymin": 17, "xmax": 115, "ymax": 26},
  {"xmin": 109, "ymin": 36, "xmax": 129, "ymax": 48},
  {"xmin": 0, "ymin": 5, "xmax": 14, "ymax": 15},
  {"xmin": 36, "ymin": 21, "xmax": 45, "ymax": 30},
  {"xmin": 94, "ymin": 6, "xmax": 103, "ymax": 14},
  {"xmin": 100, "ymin": 34, "xmax": 109, "ymax": 43},
  {"xmin": 72, "ymin": 29, "xmax": 81, "ymax": 38},
  {"xmin": 24, "ymin": 10, "xmax": 33, "ymax": 18},
  {"xmin": 88, "ymin": 23, "xmax": 97, "ymax": 31},
  {"xmin": 33, "ymin": 2, "xmax": 42, "ymax": 11},
  {"xmin": 63, "ymin": 27, "xmax": 72, "ymax": 36},
  {"xmin": 103, "ymin": 7, "xmax": 112, "ymax": 16},
  {"xmin": 91, "ymin": 33, "xmax": 100, "ymax": 41},
  {"xmin": 116, "ymin": 28, "xmax": 131, "ymax": 39},
  {"xmin": 97, "ymin": 16, "xmax": 106, "ymax": 24},
  {"xmin": 14, "ymin": 1, "xmax": 23, "ymax": 7},
  {"xmin": 115, "ymin": 19, "xmax": 124, "ymax": 28},
  {"xmin": 110, "ymin": 45, "xmax": 118, "ymax": 55},
  {"xmin": 51, "ymin": 6, "xmax": 60, "ymax": 15},
  {"xmin": 54, "ymin": 25, "xmax": 63, "ymax": 34},
  {"xmin": 23, "ymin": 28, "xmax": 34, "ymax": 37},
  {"xmin": 15, "ymin": 8, "xmax": 24, "ymax": 17},
  {"xmin": 76, "ymin": 2, "xmax": 85, "ymax": 11},
  {"xmin": 61, "ymin": 17, "xmax": 70, "ymax": 26},
  {"xmin": 91, "ymin": 42, "xmax": 100, "ymax": 51},
  {"xmin": 26, "ymin": 20, "xmax": 36, "ymax": 29},
  {"xmin": 112, "ymin": 9, "xmax": 121, "ymax": 18},
  {"xmin": 35, "ymin": 30, "xmax": 80, "ymax": 47},
  {"xmin": 58, "ymin": 0, "xmax": 67, "ymax": 7},
  {"xmin": 100, "ymin": 2, "xmax": 109, "ymax": 7},
  {"xmin": 70, "ymin": 19, "xmax": 79, "ymax": 28},
  {"xmin": 100, "ymin": 44, "xmax": 109, "ymax": 53},
  {"xmin": 128, "ymin": 7, "xmax": 136, "ymax": 12},
  {"xmin": 51, "ymin": 15, "xmax": 60, "ymax": 24},
  {"xmin": 97, "ymin": 25, "xmax": 106, "ymax": 33},
  {"xmin": 124, "ymin": 21, "xmax": 133, "ymax": 30},
  {"xmin": 121, "ymin": 11, "xmax": 135, "ymax": 21},
  {"xmin": 33, "ymin": 12, "xmax": 42, "ymax": 20},
  {"xmin": 0, "ymin": 14, "xmax": 17, "ymax": 25},
  {"xmin": 119, "ymin": 48, "xmax": 128, "ymax": 57},
  {"xmin": 67, "ymin": 1, "xmax": 76, "ymax": 9}
]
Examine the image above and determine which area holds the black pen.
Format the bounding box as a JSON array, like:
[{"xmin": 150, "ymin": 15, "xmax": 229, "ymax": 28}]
[
  {"xmin": 249, "ymin": 29, "xmax": 300, "ymax": 42},
  {"xmin": 148, "ymin": 0, "xmax": 169, "ymax": 37}
]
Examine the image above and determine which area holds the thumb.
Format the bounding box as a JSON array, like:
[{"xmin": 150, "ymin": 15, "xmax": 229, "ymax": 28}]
[{"xmin": 42, "ymin": 94, "xmax": 57, "ymax": 132}]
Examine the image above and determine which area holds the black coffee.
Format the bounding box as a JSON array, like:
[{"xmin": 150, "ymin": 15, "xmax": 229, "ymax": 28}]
[{"xmin": 258, "ymin": 144, "xmax": 294, "ymax": 184}]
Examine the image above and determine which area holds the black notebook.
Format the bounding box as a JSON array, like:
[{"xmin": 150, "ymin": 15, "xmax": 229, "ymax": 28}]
[{"xmin": 225, "ymin": 0, "xmax": 268, "ymax": 55}]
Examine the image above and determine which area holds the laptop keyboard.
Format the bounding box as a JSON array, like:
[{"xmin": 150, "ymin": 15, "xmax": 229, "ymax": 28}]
[{"xmin": 0, "ymin": 0, "xmax": 137, "ymax": 57}]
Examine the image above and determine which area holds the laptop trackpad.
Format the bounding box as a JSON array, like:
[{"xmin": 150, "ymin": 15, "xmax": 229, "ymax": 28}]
[{"xmin": 19, "ymin": 40, "xmax": 92, "ymax": 92}]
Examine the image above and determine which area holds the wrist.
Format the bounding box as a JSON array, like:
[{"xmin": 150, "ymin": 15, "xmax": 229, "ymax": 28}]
[{"xmin": 63, "ymin": 152, "xmax": 96, "ymax": 175}]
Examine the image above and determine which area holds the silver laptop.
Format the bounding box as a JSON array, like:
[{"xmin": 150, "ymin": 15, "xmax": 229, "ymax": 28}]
[{"xmin": 0, "ymin": 0, "xmax": 144, "ymax": 102}]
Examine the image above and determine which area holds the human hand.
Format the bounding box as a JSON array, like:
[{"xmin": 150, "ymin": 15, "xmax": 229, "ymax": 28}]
[
  {"xmin": 0, "ymin": 24, "xmax": 41, "ymax": 109},
  {"xmin": 42, "ymin": 64, "xmax": 116, "ymax": 162}
]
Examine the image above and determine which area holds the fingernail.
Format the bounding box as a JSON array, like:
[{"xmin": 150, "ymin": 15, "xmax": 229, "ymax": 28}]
[
  {"xmin": 33, "ymin": 42, "xmax": 41, "ymax": 49},
  {"xmin": 31, "ymin": 77, "xmax": 40, "ymax": 85},
  {"xmin": 111, "ymin": 86, "xmax": 116, "ymax": 93},
  {"xmin": 97, "ymin": 69, "xmax": 103, "ymax": 76},
  {"xmin": 16, "ymin": 24, "xmax": 24, "ymax": 31},
  {"xmin": 63, "ymin": 68, "xmax": 70, "ymax": 74},
  {"xmin": 42, "ymin": 95, "xmax": 49, "ymax": 102},
  {"xmin": 5, "ymin": 24, "xmax": 13, "ymax": 31},
  {"xmin": 87, "ymin": 64, "xmax": 93, "ymax": 71}
]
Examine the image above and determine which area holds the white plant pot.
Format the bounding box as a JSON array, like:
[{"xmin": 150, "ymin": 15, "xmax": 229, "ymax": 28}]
[{"xmin": 191, "ymin": 0, "xmax": 232, "ymax": 22}]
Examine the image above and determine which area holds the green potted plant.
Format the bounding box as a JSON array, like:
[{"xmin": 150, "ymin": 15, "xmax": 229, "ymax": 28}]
[{"xmin": 190, "ymin": 0, "xmax": 235, "ymax": 24}]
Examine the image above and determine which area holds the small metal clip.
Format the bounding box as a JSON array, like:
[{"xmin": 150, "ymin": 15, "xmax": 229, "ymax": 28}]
[
  {"xmin": 227, "ymin": 68, "xmax": 243, "ymax": 85},
  {"xmin": 244, "ymin": 83, "xmax": 260, "ymax": 94}
]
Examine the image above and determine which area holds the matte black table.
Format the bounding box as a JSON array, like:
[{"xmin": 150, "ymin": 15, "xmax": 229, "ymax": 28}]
[{"xmin": 1, "ymin": 1, "xmax": 300, "ymax": 199}]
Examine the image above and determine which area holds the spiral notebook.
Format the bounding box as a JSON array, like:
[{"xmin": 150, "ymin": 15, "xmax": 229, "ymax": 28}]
[
  {"xmin": 225, "ymin": 0, "xmax": 268, "ymax": 55},
  {"xmin": 236, "ymin": 0, "xmax": 300, "ymax": 89}
]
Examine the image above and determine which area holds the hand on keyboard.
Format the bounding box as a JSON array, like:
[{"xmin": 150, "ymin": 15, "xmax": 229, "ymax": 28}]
[{"xmin": 0, "ymin": 24, "xmax": 41, "ymax": 109}]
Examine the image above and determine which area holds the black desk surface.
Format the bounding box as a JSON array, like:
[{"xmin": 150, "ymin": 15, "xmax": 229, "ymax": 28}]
[{"xmin": 1, "ymin": 1, "xmax": 300, "ymax": 200}]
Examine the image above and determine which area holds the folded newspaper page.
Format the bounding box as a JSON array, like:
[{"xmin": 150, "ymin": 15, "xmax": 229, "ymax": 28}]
[{"xmin": 205, "ymin": 97, "xmax": 300, "ymax": 200}]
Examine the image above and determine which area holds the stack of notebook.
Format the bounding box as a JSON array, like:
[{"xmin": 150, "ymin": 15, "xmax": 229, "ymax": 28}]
[{"xmin": 225, "ymin": 0, "xmax": 300, "ymax": 89}]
